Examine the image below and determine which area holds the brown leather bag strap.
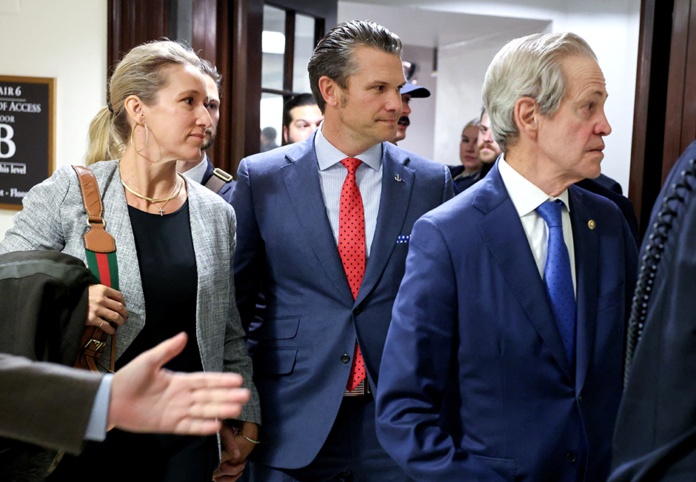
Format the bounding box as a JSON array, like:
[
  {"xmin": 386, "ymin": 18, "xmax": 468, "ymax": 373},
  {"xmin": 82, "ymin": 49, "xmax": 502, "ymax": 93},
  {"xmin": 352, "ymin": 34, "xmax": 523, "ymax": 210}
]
[
  {"xmin": 72, "ymin": 165, "xmax": 116, "ymax": 373},
  {"xmin": 72, "ymin": 166, "xmax": 115, "ymax": 254},
  {"xmin": 204, "ymin": 167, "xmax": 233, "ymax": 194}
]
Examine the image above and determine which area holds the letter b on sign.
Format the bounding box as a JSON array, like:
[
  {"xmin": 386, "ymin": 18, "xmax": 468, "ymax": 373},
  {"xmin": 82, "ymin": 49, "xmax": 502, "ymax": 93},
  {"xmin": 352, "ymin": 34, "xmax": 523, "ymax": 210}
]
[{"xmin": 0, "ymin": 124, "xmax": 16, "ymax": 158}]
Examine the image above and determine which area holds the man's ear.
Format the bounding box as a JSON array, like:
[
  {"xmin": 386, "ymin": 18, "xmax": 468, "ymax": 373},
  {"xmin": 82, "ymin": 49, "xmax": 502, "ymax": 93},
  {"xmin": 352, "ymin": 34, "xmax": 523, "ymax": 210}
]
[
  {"xmin": 318, "ymin": 76, "xmax": 341, "ymax": 110},
  {"xmin": 514, "ymin": 97, "xmax": 539, "ymax": 142},
  {"xmin": 123, "ymin": 95, "xmax": 145, "ymax": 125},
  {"xmin": 283, "ymin": 125, "xmax": 289, "ymax": 144}
]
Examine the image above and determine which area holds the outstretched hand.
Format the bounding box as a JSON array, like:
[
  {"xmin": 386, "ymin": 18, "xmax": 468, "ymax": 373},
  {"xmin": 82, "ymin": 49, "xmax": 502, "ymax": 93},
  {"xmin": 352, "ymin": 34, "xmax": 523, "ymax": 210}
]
[{"xmin": 108, "ymin": 332, "xmax": 250, "ymax": 435}]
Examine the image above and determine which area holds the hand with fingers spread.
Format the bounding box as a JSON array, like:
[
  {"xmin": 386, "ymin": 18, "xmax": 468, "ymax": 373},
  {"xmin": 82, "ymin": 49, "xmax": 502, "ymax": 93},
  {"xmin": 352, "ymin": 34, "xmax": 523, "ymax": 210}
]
[
  {"xmin": 108, "ymin": 332, "xmax": 251, "ymax": 435},
  {"xmin": 88, "ymin": 284, "xmax": 128, "ymax": 334}
]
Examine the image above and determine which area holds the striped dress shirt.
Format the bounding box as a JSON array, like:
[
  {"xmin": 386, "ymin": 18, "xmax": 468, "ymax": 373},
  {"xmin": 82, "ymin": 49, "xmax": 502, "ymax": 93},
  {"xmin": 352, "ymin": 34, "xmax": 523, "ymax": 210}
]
[{"xmin": 314, "ymin": 128, "xmax": 383, "ymax": 259}]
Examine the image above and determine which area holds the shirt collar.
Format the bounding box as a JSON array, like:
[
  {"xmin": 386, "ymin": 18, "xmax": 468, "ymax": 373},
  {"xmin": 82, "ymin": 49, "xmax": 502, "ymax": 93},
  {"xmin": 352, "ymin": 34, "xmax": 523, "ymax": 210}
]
[
  {"xmin": 498, "ymin": 155, "xmax": 570, "ymax": 218},
  {"xmin": 180, "ymin": 155, "xmax": 208, "ymax": 185},
  {"xmin": 314, "ymin": 125, "xmax": 382, "ymax": 172}
]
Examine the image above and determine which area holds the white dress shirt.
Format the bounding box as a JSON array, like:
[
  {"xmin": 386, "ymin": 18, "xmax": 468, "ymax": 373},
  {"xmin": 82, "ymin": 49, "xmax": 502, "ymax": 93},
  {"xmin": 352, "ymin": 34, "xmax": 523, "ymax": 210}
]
[
  {"xmin": 314, "ymin": 127, "xmax": 383, "ymax": 259},
  {"xmin": 498, "ymin": 157, "xmax": 577, "ymax": 296},
  {"xmin": 180, "ymin": 156, "xmax": 208, "ymax": 184}
]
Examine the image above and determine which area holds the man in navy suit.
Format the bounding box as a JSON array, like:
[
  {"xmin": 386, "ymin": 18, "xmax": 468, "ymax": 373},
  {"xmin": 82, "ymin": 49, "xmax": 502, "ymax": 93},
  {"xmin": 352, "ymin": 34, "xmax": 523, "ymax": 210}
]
[
  {"xmin": 223, "ymin": 20, "xmax": 453, "ymax": 482},
  {"xmin": 178, "ymin": 59, "xmax": 236, "ymax": 202},
  {"xmin": 376, "ymin": 32, "xmax": 637, "ymax": 482}
]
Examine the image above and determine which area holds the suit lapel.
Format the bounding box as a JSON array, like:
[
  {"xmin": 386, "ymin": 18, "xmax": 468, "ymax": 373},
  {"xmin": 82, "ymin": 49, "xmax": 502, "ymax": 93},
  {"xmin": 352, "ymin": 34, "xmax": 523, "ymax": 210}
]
[
  {"xmin": 355, "ymin": 146, "xmax": 414, "ymax": 307},
  {"xmin": 281, "ymin": 143, "xmax": 353, "ymax": 299},
  {"xmin": 475, "ymin": 165, "xmax": 573, "ymax": 381},
  {"xmin": 569, "ymin": 186, "xmax": 599, "ymax": 392}
]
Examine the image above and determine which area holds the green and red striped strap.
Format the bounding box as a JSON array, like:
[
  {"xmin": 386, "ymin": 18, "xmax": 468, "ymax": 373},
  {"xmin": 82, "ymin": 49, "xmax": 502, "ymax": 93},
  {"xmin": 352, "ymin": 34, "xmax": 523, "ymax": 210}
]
[{"xmin": 85, "ymin": 250, "xmax": 119, "ymax": 291}]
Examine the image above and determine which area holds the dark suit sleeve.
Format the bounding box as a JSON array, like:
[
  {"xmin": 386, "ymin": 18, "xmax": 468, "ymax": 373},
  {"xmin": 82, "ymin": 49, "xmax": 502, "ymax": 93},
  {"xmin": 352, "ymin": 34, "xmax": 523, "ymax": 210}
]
[
  {"xmin": 0, "ymin": 354, "xmax": 102, "ymax": 454},
  {"xmin": 375, "ymin": 217, "xmax": 508, "ymax": 482},
  {"xmin": 232, "ymin": 158, "xmax": 265, "ymax": 335}
]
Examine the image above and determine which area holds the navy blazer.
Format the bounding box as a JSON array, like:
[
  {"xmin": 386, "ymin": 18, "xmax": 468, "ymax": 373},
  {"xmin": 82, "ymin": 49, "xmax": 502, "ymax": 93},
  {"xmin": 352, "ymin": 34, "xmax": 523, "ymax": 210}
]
[
  {"xmin": 232, "ymin": 133, "xmax": 454, "ymax": 469},
  {"xmin": 376, "ymin": 162, "xmax": 638, "ymax": 482},
  {"xmin": 201, "ymin": 155, "xmax": 236, "ymax": 203}
]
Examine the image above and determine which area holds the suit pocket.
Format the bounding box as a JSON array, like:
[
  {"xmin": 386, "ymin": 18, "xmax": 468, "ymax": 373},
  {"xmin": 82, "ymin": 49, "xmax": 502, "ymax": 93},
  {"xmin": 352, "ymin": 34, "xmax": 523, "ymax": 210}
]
[
  {"xmin": 471, "ymin": 454, "xmax": 516, "ymax": 481},
  {"xmin": 597, "ymin": 282, "xmax": 625, "ymax": 313},
  {"xmin": 255, "ymin": 348, "xmax": 298, "ymax": 376},
  {"xmin": 260, "ymin": 317, "xmax": 300, "ymax": 340}
]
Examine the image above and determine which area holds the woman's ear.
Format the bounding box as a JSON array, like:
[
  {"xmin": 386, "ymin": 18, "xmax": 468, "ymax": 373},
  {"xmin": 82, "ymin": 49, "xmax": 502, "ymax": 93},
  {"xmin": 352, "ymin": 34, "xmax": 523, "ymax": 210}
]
[
  {"xmin": 318, "ymin": 76, "xmax": 340, "ymax": 110},
  {"xmin": 514, "ymin": 97, "xmax": 540, "ymax": 142},
  {"xmin": 123, "ymin": 95, "xmax": 145, "ymax": 125}
]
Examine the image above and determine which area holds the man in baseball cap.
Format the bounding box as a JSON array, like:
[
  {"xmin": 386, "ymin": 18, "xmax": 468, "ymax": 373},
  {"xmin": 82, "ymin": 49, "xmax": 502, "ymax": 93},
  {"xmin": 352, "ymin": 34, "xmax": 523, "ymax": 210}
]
[{"xmin": 393, "ymin": 83, "xmax": 430, "ymax": 143}]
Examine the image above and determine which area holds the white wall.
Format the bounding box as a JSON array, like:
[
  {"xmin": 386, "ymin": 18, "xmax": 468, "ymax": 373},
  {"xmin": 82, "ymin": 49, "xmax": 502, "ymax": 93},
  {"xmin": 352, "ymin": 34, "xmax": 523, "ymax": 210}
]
[
  {"xmin": 0, "ymin": 0, "xmax": 107, "ymax": 239},
  {"xmin": 434, "ymin": 0, "xmax": 640, "ymax": 193},
  {"xmin": 398, "ymin": 45, "xmax": 438, "ymax": 160},
  {"xmin": 340, "ymin": 0, "xmax": 641, "ymax": 193},
  {"xmin": 434, "ymin": 23, "xmax": 550, "ymax": 166}
]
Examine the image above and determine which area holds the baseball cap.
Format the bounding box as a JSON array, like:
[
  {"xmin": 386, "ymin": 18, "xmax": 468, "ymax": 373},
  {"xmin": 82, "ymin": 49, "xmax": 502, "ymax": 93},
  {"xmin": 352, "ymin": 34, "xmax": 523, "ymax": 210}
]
[{"xmin": 400, "ymin": 83, "xmax": 431, "ymax": 98}]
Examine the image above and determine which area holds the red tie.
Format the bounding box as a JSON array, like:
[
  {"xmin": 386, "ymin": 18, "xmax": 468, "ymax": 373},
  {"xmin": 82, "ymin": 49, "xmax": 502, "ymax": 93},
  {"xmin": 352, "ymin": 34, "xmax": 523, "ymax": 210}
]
[{"xmin": 339, "ymin": 158, "xmax": 366, "ymax": 391}]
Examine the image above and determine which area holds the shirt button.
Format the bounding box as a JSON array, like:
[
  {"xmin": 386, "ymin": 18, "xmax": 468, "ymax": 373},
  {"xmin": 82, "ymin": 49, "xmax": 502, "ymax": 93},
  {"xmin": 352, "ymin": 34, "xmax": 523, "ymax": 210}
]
[
  {"xmin": 341, "ymin": 354, "xmax": 351, "ymax": 364},
  {"xmin": 565, "ymin": 452, "xmax": 577, "ymax": 464}
]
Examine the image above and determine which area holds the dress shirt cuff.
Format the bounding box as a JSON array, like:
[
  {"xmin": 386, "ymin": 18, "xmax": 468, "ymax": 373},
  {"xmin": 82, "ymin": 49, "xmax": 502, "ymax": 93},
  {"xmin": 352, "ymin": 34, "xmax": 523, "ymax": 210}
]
[{"xmin": 84, "ymin": 373, "xmax": 112, "ymax": 442}]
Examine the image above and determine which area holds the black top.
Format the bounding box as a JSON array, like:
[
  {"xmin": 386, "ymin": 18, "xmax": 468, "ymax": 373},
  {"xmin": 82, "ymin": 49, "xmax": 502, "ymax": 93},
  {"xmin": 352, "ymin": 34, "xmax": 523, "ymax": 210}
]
[{"xmin": 118, "ymin": 200, "xmax": 201, "ymax": 372}]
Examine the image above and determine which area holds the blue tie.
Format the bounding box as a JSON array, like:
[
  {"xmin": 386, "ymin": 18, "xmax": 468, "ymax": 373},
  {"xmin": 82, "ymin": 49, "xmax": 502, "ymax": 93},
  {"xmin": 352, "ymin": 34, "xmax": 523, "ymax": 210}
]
[{"xmin": 536, "ymin": 200, "xmax": 576, "ymax": 366}]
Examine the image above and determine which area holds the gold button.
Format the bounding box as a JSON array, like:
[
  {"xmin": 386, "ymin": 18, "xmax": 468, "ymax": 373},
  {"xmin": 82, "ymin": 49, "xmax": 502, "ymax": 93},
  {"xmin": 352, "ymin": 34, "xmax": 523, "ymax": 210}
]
[{"xmin": 588, "ymin": 220, "xmax": 596, "ymax": 229}]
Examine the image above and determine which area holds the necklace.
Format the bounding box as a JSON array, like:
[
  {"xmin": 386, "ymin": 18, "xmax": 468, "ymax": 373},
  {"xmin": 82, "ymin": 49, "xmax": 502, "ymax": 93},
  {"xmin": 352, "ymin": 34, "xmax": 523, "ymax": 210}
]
[{"xmin": 121, "ymin": 172, "xmax": 185, "ymax": 216}]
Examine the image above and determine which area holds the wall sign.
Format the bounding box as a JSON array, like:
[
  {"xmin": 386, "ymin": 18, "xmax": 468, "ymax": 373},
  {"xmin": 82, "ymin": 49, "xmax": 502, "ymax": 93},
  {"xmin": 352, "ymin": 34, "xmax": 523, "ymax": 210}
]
[{"xmin": 0, "ymin": 75, "xmax": 55, "ymax": 210}]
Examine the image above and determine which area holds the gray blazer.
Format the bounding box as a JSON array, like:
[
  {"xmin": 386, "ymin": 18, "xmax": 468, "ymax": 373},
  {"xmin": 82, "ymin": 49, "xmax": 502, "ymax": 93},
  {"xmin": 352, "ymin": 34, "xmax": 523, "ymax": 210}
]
[{"xmin": 0, "ymin": 160, "xmax": 260, "ymax": 425}]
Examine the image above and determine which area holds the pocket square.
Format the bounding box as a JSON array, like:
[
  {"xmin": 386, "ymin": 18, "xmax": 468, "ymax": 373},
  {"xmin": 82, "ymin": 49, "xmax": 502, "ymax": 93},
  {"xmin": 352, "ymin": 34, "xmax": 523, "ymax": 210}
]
[{"xmin": 397, "ymin": 235, "xmax": 410, "ymax": 244}]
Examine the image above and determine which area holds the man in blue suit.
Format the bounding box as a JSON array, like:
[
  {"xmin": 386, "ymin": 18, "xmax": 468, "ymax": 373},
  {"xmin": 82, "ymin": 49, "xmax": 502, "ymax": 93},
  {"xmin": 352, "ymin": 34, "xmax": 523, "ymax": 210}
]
[
  {"xmin": 224, "ymin": 20, "xmax": 453, "ymax": 482},
  {"xmin": 376, "ymin": 32, "xmax": 637, "ymax": 482}
]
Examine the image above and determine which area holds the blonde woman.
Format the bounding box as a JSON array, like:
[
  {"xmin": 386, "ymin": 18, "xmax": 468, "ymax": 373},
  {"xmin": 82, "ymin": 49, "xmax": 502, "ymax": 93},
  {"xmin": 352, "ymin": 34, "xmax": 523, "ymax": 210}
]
[{"xmin": 0, "ymin": 41, "xmax": 259, "ymax": 482}]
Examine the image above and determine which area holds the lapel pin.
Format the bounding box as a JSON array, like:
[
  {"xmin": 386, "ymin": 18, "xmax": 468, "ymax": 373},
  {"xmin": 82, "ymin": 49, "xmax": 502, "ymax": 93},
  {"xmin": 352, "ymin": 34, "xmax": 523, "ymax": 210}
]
[
  {"xmin": 588, "ymin": 220, "xmax": 596, "ymax": 230},
  {"xmin": 394, "ymin": 174, "xmax": 403, "ymax": 182}
]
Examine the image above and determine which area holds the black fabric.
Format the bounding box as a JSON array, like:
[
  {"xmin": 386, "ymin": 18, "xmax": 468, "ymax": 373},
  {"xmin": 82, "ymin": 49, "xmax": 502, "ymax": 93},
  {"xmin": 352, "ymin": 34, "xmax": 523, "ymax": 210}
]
[
  {"xmin": 0, "ymin": 250, "xmax": 92, "ymax": 366},
  {"xmin": 448, "ymin": 165, "xmax": 480, "ymax": 195},
  {"xmin": 117, "ymin": 200, "xmax": 201, "ymax": 372},
  {"xmin": 48, "ymin": 201, "xmax": 216, "ymax": 482},
  {"xmin": 0, "ymin": 251, "xmax": 92, "ymax": 481},
  {"xmin": 594, "ymin": 173, "xmax": 623, "ymax": 195},
  {"xmin": 575, "ymin": 178, "xmax": 640, "ymax": 247},
  {"xmin": 609, "ymin": 141, "xmax": 696, "ymax": 481}
]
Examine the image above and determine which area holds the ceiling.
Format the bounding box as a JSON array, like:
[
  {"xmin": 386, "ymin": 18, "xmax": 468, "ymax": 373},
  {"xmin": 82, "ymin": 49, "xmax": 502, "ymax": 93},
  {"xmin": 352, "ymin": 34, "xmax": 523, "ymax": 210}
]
[{"xmin": 338, "ymin": 1, "xmax": 552, "ymax": 48}]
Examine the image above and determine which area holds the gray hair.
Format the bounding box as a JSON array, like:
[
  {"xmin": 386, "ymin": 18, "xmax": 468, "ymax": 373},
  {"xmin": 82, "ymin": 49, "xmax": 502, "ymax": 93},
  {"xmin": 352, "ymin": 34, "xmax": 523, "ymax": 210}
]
[
  {"xmin": 308, "ymin": 20, "xmax": 403, "ymax": 113},
  {"xmin": 482, "ymin": 32, "xmax": 597, "ymax": 152}
]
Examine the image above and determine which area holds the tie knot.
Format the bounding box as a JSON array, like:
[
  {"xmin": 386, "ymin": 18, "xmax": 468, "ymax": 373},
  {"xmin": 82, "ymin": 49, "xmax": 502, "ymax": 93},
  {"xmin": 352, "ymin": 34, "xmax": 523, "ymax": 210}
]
[
  {"xmin": 537, "ymin": 200, "xmax": 564, "ymax": 228},
  {"xmin": 341, "ymin": 157, "xmax": 362, "ymax": 175}
]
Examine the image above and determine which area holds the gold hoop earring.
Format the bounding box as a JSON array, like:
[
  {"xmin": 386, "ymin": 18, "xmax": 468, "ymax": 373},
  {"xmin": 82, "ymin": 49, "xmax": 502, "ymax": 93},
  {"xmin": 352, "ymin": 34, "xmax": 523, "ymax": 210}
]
[{"xmin": 130, "ymin": 122, "xmax": 149, "ymax": 153}]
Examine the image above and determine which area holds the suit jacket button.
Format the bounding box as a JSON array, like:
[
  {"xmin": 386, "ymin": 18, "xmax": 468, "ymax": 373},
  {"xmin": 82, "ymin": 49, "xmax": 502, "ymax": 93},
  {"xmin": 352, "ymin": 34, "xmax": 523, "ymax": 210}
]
[
  {"xmin": 565, "ymin": 452, "xmax": 577, "ymax": 464},
  {"xmin": 353, "ymin": 306, "xmax": 362, "ymax": 316},
  {"xmin": 341, "ymin": 354, "xmax": 351, "ymax": 364}
]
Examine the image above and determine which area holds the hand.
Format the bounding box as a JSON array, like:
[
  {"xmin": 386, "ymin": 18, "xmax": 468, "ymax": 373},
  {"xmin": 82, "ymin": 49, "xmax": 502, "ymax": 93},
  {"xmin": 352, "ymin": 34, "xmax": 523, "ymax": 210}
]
[
  {"xmin": 88, "ymin": 284, "xmax": 128, "ymax": 335},
  {"xmin": 213, "ymin": 459, "xmax": 246, "ymax": 482},
  {"xmin": 108, "ymin": 332, "xmax": 251, "ymax": 435},
  {"xmin": 213, "ymin": 422, "xmax": 259, "ymax": 481}
]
